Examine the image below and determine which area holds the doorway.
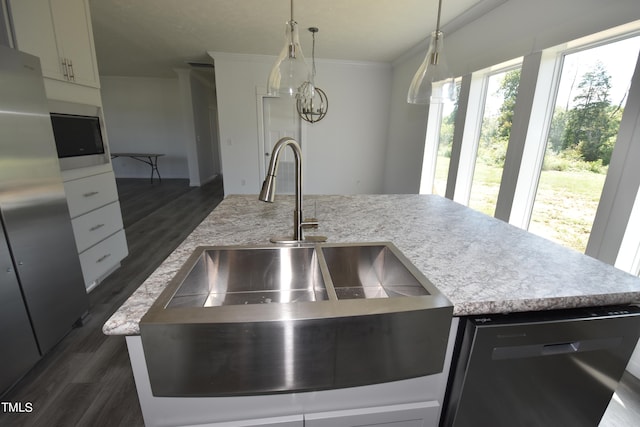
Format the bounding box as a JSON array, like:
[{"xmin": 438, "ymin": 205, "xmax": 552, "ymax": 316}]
[{"xmin": 259, "ymin": 94, "xmax": 302, "ymax": 195}]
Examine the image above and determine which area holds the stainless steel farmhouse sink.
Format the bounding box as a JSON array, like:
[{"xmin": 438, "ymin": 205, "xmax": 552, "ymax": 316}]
[
  {"xmin": 140, "ymin": 242, "xmax": 453, "ymax": 397},
  {"xmin": 166, "ymin": 246, "xmax": 329, "ymax": 307},
  {"xmin": 322, "ymin": 245, "xmax": 432, "ymax": 300}
]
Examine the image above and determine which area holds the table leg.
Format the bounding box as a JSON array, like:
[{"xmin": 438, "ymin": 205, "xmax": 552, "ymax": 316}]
[{"xmin": 149, "ymin": 156, "xmax": 161, "ymax": 183}]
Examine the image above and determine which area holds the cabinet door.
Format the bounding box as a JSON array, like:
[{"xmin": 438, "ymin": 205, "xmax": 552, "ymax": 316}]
[
  {"xmin": 78, "ymin": 229, "xmax": 128, "ymax": 289},
  {"xmin": 71, "ymin": 201, "xmax": 124, "ymax": 252},
  {"xmin": 50, "ymin": 0, "xmax": 99, "ymax": 87},
  {"xmin": 64, "ymin": 171, "xmax": 119, "ymax": 218},
  {"xmin": 8, "ymin": 0, "xmax": 64, "ymax": 80},
  {"xmin": 304, "ymin": 401, "xmax": 441, "ymax": 427},
  {"xmin": 182, "ymin": 414, "xmax": 303, "ymax": 426}
]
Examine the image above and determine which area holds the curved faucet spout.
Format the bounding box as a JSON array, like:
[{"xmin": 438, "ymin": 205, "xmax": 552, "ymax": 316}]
[
  {"xmin": 259, "ymin": 137, "xmax": 305, "ymax": 241},
  {"xmin": 259, "ymin": 137, "xmax": 301, "ymax": 204}
]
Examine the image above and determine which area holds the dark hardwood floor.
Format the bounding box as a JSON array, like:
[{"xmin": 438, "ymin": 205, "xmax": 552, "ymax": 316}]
[
  {"xmin": 0, "ymin": 177, "xmax": 224, "ymax": 427},
  {"xmin": 2, "ymin": 174, "xmax": 640, "ymax": 426}
]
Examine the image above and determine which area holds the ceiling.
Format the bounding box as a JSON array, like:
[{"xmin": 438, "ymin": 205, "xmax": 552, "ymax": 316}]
[{"xmin": 89, "ymin": 0, "xmax": 498, "ymax": 78}]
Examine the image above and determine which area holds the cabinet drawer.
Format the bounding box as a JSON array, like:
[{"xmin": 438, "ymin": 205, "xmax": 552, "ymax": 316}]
[
  {"xmin": 183, "ymin": 414, "xmax": 303, "ymax": 426},
  {"xmin": 71, "ymin": 201, "xmax": 124, "ymax": 252},
  {"xmin": 79, "ymin": 229, "xmax": 127, "ymax": 287},
  {"xmin": 64, "ymin": 171, "xmax": 119, "ymax": 218},
  {"xmin": 304, "ymin": 400, "xmax": 440, "ymax": 427}
]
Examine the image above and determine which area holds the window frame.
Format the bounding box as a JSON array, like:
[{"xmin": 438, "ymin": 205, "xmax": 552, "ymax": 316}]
[{"xmin": 420, "ymin": 21, "xmax": 640, "ymax": 270}]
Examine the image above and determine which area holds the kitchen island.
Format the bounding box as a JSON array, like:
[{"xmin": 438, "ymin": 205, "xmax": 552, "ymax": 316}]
[{"xmin": 104, "ymin": 194, "xmax": 640, "ymax": 426}]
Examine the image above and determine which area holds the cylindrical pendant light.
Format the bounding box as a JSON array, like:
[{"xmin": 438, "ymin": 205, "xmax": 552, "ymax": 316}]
[
  {"xmin": 407, "ymin": 0, "xmax": 453, "ymax": 104},
  {"xmin": 267, "ymin": 0, "xmax": 312, "ymax": 97}
]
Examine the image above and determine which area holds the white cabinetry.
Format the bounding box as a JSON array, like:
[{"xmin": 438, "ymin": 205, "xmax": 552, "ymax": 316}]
[
  {"xmin": 185, "ymin": 415, "xmax": 303, "ymax": 427},
  {"xmin": 9, "ymin": 0, "xmax": 99, "ymax": 87},
  {"xmin": 181, "ymin": 404, "xmax": 437, "ymax": 427},
  {"xmin": 64, "ymin": 171, "xmax": 119, "ymax": 217},
  {"xmin": 125, "ymin": 319, "xmax": 458, "ymax": 427},
  {"xmin": 71, "ymin": 202, "xmax": 123, "ymax": 252},
  {"xmin": 9, "ymin": 0, "xmax": 124, "ymax": 289},
  {"xmin": 304, "ymin": 401, "xmax": 440, "ymax": 427},
  {"xmin": 64, "ymin": 170, "xmax": 128, "ymax": 291}
]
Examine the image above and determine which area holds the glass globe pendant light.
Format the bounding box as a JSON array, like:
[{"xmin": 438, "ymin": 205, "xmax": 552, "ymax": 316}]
[
  {"xmin": 407, "ymin": 0, "xmax": 454, "ymax": 104},
  {"xmin": 267, "ymin": 0, "xmax": 312, "ymax": 97},
  {"xmin": 297, "ymin": 27, "xmax": 328, "ymax": 123}
]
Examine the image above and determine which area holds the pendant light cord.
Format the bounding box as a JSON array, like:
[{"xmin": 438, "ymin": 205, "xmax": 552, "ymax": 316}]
[
  {"xmin": 311, "ymin": 30, "xmax": 317, "ymax": 79},
  {"xmin": 436, "ymin": 0, "xmax": 443, "ymax": 33}
]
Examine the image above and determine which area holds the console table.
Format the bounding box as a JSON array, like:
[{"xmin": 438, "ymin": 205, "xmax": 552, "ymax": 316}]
[{"xmin": 111, "ymin": 153, "xmax": 164, "ymax": 183}]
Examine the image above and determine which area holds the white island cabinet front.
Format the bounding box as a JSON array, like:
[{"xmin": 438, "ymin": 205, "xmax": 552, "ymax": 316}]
[
  {"xmin": 125, "ymin": 318, "xmax": 457, "ymax": 427},
  {"xmin": 304, "ymin": 401, "xmax": 440, "ymax": 427}
]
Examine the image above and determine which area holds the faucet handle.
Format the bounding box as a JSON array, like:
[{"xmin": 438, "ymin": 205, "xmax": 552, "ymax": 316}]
[{"xmin": 302, "ymin": 218, "xmax": 319, "ymax": 229}]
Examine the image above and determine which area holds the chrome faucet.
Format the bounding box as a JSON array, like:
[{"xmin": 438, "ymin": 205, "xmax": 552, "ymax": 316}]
[{"xmin": 259, "ymin": 137, "xmax": 326, "ymax": 243}]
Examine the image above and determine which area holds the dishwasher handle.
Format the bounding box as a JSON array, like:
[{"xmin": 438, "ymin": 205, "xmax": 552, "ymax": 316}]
[
  {"xmin": 492, "ymin": 337, "xmax": 622, "ymax": 360},
  {"xmin": 542, "ymin": 341, "xmax": 580, "ymax": 355}
]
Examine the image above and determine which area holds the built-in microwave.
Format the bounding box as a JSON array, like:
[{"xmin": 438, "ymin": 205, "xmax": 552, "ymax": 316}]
[{"xmin": 50, "ymin": 113, "xmax": 108, "ymax": 170}]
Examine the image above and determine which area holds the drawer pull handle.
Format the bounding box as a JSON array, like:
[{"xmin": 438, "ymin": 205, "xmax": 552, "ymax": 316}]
[
  {"xmin": 96, "ymin": 253, "xmax": 111, "ymax": 263},
  {"xmin": 68, "ymin": 59, "xmax": 75, "ymax": 81},
  {"xmin": 89, "ymin": 224, "xmax": 105, "ymax": 231},
  {"xmin": 83, "ymin": 191, "xmax": 99, "ymax": 197},
  {"xmin": 61, "ymin": 58, "xmax": 69, "ymax": 78}
]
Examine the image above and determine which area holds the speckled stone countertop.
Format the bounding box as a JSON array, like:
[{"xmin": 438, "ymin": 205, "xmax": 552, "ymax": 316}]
[{"xmin": 103, "ymin": 194, "xmax": 640, "ymax": 335}]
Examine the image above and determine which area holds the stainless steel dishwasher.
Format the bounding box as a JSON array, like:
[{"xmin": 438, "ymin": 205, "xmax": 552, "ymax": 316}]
[{"xmin": 441, "ymin": 305, "xmax": 640, "ymax": 427}]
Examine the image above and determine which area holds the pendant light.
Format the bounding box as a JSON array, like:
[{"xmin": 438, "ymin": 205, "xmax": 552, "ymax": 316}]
[
  {"xmin": 297, "ymin": 27, "xmax": 328, "ymax": 123},
  {"xmin": 407, "ymin": 0, "xmax": 454, "ymax": 104},
  {"xmin": 267, "ymin": 0, "xmax": 312, "ymax": 97}
]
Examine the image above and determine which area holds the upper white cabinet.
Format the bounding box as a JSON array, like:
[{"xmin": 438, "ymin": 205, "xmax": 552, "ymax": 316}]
[{"xmin": 9, "ymin": 0, "xmax": 100, "ymax": 87}]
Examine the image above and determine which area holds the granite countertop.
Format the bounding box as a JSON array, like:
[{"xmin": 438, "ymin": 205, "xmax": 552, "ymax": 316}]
[{"xmin": 103, "ymin": 194, "xmax": 640, "ymax": 336}]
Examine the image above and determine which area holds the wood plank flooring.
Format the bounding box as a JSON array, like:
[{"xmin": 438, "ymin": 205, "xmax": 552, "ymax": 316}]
[
  {"xmin": 1, "ymin": 174, "xmax": 639, "ymax": 426},
  {"xmin": 0, "ymin": 177, "xmax": 224, "ymax": 427}
]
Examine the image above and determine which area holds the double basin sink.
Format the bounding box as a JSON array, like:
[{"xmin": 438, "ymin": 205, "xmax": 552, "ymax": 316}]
[{"xmin": 140, "ymin": 242, "xmax": 452, "ymax": 397}]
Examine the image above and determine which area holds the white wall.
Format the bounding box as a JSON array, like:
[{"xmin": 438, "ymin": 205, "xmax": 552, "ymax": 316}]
[
  {"xmin": 384, "ymin": 0, "xmax": 640, "ymax": 193},
  {"xmin": 210, "ymin": 52, "xmax": 392, "ymax": 195},
  {"xmin": 445, "ymin": 0, "xmax": 640, "ymax": 79},
  {"xmin": 304, "ymin": 60, "xmax": 391, "ymax": 194},
  {"xmin": 383, "ymin": 53, "xmax": 429, "ymax": 194},
  {"xmin": 101, "ymin": 76, "xmax": 189, "ymax": 179}
]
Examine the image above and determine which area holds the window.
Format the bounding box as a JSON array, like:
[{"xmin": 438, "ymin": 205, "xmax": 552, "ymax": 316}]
[
  {"xmin": 528, "ymin": 36, "xmax": 640, "ymax": 252},
  {"xmin": 421, "ymin": 22, "xmax": 640, "ymax": 267},
  {"xmin": 468, "ymin": 68, "xmax": 521, "ymax": 216},
  {"xmin": 433, "ymin": 93, "xmax": 458, "ymax": 196},
  {"xmin": 419, "ymin": 81, "xmax": 460, "ymax": 195}
]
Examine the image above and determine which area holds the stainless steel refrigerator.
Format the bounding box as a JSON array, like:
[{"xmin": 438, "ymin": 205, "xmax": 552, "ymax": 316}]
[{"xmin": 0, "ymin": 44, "xmax": 89, "ymax": 396}]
